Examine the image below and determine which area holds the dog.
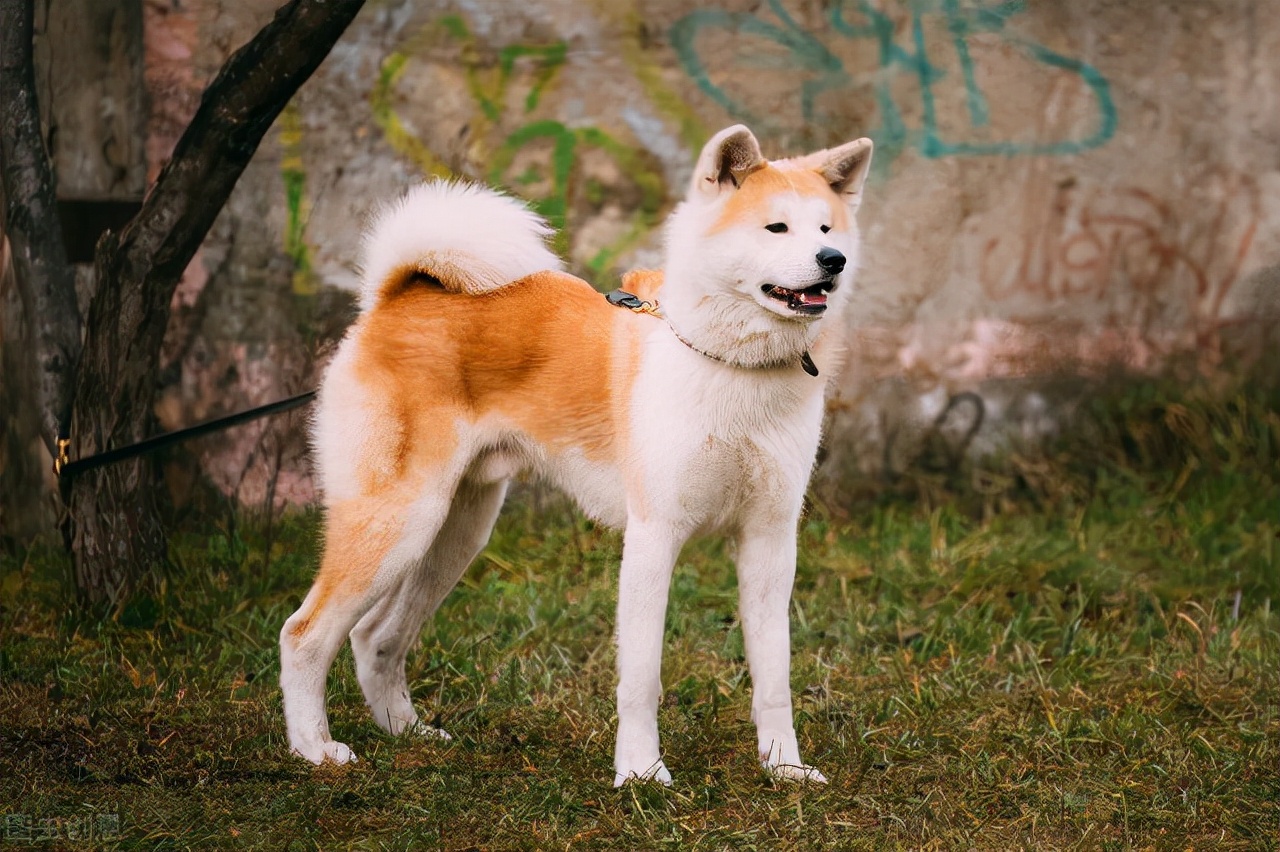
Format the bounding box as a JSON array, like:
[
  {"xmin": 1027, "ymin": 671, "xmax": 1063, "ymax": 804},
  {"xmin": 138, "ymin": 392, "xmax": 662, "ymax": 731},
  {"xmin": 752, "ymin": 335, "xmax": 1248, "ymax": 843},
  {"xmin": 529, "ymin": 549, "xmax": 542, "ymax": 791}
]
[{"xmin": 279, "ymin": 124, "xmax": 873, "ymax": 785}]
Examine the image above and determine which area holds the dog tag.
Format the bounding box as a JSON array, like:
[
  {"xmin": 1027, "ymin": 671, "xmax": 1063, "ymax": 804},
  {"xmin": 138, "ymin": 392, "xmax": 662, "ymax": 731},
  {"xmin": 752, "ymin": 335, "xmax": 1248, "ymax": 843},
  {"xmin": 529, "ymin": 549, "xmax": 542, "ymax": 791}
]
[{"xmin": 800, "ymin": 351, "xmax": 819, "ymax": 377}]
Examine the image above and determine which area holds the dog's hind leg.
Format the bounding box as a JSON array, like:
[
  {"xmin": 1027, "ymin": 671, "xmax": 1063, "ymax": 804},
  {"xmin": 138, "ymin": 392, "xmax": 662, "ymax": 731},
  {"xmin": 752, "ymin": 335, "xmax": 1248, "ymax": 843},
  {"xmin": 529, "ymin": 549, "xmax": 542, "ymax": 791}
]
[
  {"xmin": 350, "ymin": 476, "xmax": 508, "ymax": 739},
  {"xmin": 280, "ymin": 480, "xmax": 458, "ymax": 765}
]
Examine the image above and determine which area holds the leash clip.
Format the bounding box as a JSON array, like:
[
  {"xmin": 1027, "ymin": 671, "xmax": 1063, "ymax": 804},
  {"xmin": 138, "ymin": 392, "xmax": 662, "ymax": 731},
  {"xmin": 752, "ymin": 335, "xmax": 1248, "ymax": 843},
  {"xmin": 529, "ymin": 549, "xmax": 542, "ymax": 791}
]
[{"xmin": 605, "ymin": 289, "xmax": 661, "ymax": 317}]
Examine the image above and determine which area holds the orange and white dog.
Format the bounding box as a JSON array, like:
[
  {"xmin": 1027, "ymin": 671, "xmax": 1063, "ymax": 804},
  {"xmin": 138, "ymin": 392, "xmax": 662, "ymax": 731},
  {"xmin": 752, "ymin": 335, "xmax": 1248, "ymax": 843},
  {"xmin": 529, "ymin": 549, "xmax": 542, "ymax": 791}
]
[{"xmin": 280, "ymin": 125, "xmax": 873, "ymax": 785}]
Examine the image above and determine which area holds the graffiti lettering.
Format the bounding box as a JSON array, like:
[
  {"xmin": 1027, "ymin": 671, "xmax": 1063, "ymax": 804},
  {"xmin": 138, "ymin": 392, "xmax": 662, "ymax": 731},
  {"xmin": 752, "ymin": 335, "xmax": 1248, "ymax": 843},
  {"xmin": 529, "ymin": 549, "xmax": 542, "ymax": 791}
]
[
  {"xmin": 672, "ymin": 0, "xmax": 1117, "ymax": 165},
  {"xmin": 979, "ymin": 172, "xmax": 1259, "ymax": 340}
]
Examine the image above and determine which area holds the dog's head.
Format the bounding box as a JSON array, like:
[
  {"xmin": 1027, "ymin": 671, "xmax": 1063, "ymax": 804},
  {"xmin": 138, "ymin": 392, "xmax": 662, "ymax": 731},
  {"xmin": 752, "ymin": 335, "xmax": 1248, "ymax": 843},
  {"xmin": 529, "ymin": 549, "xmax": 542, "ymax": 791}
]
[{"xmin": 663, "ymin": 126, "xmax": 872, "ymax": 364}]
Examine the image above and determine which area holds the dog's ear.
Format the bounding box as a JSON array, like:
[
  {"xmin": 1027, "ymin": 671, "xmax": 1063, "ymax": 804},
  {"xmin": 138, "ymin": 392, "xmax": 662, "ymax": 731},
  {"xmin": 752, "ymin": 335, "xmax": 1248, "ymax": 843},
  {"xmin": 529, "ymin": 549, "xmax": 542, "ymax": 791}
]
[
  {"xmin": 692, "ymin": 125, "xmax": 766, "ymax": 197},
  {"xmin": 807, "ymin": 138, "xmax": 874, "ymax": 212}
]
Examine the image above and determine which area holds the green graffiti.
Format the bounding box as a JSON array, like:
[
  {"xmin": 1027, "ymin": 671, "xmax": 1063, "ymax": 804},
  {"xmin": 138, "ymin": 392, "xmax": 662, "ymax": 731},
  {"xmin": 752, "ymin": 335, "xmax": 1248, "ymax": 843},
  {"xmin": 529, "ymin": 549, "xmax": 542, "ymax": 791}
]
[
  {"xmin": 280, "ymin": 102, "xmax": 315, "ymax": 296},
  {"xmin": 673, "ymin": 0, "xmax": 1118, "ymax": 167},
  {"xmin": 488, "ymin": 121, "xmax": 665, "ymax": 269},
  {"xmin": 375, "ymin": 15, "xmax": 667, "ymax": 278},
  {"xmin": 371, "ymin": 51, "xmax": 453, "ymax": 178}
]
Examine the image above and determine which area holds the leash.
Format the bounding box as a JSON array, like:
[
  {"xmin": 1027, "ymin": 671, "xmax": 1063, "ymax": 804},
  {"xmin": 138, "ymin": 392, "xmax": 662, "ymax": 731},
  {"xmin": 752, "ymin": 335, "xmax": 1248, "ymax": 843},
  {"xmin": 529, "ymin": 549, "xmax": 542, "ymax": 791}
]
[
  {"xmin": 54, "ymin": 287, "xmax": 816, "ymax": 480},
  {"xmin": 54, "ymin": 389, "xmax": 317, "ymax": 480},
  {"xmin": 604, "ymin": 289, "xmax": 819, "ymax": 377}
]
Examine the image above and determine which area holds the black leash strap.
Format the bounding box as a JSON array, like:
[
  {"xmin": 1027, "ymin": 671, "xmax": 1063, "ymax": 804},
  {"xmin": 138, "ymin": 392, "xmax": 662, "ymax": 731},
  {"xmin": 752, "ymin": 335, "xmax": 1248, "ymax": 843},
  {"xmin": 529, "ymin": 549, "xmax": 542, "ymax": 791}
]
[{"xmin": 56, "ymin": 389, "xmax": 317, "ymax": 480}]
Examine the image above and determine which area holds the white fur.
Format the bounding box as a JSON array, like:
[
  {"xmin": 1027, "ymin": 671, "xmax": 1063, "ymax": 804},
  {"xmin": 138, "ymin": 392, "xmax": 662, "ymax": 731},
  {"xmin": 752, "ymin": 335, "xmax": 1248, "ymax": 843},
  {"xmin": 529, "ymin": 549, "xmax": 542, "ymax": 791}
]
[
  {"xmin": 282, "ymin": 126, "xmax": 872, "ymax": 787},
  {"xmin": 358, "ymin": 180, "xmax": 562, "ymax": 311},
  {"xmin": 609, "ymin": 124, "xmax": 874, "ymax": 781}
]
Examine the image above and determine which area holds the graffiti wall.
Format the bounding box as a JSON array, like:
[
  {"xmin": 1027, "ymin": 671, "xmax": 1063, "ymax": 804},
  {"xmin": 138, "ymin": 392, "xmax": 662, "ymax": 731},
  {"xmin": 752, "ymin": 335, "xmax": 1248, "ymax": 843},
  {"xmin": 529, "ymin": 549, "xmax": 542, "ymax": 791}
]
[{"xmin": 127, "ymin": 0, "xmax": 1280, "ymax": 499}]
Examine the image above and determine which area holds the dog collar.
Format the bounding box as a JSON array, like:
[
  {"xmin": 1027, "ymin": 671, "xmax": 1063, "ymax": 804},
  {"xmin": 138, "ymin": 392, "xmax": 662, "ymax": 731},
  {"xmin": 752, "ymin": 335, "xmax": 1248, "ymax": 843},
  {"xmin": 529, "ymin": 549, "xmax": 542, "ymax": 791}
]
[{"xmin": 604, "ymin": 290, "xmax": 819, "ymax": 377}]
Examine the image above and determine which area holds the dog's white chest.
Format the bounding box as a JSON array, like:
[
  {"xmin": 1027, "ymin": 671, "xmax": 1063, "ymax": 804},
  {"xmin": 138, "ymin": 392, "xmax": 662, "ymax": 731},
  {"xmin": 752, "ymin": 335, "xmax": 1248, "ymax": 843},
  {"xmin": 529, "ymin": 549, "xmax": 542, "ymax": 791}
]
[
  {"xmin": 682, "ymin": 431, "xmax": 796, "ymax": 531},
  {"xmin": 627, "ymin": 343, "xmax": 825, "ymax": 532}
]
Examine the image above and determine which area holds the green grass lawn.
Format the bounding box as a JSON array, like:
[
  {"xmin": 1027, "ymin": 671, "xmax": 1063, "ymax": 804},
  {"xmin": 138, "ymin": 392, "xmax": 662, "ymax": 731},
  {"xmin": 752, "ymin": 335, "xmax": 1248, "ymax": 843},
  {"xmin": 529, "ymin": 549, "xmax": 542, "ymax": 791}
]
[{"xmin": 2, "ymin": 379, "xmax": 1277, "ymax": 850}]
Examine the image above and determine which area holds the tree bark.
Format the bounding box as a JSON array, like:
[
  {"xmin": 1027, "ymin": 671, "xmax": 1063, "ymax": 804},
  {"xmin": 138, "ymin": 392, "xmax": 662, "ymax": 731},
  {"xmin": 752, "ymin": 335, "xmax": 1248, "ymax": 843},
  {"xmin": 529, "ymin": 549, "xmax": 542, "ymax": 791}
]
[
  {"xmin": 0, "ymin": 0, "xmax": 82, "ymax": 457},
  {"xmin": 51, "ymin": 0, "xmax": 362, "ymax": 604},
  {"xmin": 1, "ymin": 187, "xmax": 56, "ymax": 543}
]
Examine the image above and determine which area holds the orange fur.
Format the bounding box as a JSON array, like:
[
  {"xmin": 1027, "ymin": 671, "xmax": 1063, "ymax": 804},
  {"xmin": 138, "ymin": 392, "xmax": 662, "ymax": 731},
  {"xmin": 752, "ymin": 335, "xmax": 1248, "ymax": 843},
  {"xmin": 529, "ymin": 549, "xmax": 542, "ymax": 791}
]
[
  {"xmin": 711, "ymin": 164, "xmax": 850, "ymax": 233},
  {"xmin": 287, "ymin": 501, "xmax": 405, "ymax": 638},
  {"xmin": 620, "ymin": 269, "xmax": 665, "ymax": 301},
  {"xmin": 296, "ymin": 272, "xmax": 652, "ymax": 638},
  {"xmin": 356, "ymin": 271, "xmax": 629, "ymax": 463}
]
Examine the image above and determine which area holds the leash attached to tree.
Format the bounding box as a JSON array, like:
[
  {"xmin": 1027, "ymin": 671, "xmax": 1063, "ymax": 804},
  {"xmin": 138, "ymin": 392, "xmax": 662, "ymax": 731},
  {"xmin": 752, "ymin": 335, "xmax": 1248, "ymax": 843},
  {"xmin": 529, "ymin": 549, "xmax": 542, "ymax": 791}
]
[{"xmin": 54, "ymin": 390, "xmax": 317, "ymax": 480}]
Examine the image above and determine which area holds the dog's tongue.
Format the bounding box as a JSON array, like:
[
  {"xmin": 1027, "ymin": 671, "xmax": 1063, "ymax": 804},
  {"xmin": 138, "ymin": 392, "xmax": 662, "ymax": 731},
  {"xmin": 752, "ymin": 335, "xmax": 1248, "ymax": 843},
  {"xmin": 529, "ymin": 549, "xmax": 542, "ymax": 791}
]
[{"xmin": 796, "ymin": 290, "xmax": 827, "ymax": 307}]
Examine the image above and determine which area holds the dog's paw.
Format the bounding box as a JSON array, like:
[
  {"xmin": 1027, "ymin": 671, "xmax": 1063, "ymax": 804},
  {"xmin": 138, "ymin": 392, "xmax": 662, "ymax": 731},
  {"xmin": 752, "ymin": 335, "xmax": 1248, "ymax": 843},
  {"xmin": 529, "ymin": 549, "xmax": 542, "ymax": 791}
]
[
  {"xmin": 761, "ymin": 760, "xmax": 827, "ymax": 784},
  {"xmin": 291, "ymin": 739, "xmax": 358, "ymax": 766},
  {"xmin": 612, "ymin": 760, "xmax": 673, "ymax": 788},
  {"xmin": 758, "ymin": 733, "xmax": 825, "ymax": 783}
]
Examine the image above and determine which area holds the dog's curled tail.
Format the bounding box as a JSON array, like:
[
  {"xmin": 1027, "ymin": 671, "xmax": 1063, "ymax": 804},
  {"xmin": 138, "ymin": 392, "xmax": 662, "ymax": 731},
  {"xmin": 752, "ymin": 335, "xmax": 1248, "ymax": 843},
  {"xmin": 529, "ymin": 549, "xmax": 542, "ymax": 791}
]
[{"xmin": 358, "ymin": 180, "xmax": 563, "ymax": 312}]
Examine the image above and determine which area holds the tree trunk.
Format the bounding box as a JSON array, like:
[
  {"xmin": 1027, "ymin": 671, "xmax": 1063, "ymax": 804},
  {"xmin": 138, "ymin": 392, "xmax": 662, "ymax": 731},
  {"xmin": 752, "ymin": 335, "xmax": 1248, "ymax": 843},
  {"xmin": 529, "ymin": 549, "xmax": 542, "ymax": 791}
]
[
  {"xmin": 0, "ymin": 0, "xmax": 82, "ymax": 457},
  {"xmin": 0, "ymin": 206, "xmax": 56, "ymax": 543},
  {"xmin": 65, "ymin": 227, "xmax": 169, "ymax": 600},
  {"xmin": 0, "ymin": 0, "xmax": 368, "ymax": 604},
  {"xmin": 65, "ymin": 0, "xmax": 366, "ymax": 604}
]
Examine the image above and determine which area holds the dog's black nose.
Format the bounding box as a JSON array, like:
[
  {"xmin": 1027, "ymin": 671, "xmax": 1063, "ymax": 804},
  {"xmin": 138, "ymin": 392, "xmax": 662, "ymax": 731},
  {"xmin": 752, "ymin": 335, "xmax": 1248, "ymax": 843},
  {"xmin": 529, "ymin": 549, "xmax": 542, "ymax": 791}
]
[{"xmin": 816, "ymin": 247, "xmax": 846, "ymax": 275}]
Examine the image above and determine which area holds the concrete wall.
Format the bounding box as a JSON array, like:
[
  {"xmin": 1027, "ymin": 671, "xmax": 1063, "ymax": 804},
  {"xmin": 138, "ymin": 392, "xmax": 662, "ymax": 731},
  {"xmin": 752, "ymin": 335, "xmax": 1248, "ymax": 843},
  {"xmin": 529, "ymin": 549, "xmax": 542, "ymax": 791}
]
[
  {"xmin": 274, "ymin": 0, "xmax": 1280, "ymax": 338},
  {"xmin": 15, "ymin": 0, "xmax": 1280, "ymax": 509}
]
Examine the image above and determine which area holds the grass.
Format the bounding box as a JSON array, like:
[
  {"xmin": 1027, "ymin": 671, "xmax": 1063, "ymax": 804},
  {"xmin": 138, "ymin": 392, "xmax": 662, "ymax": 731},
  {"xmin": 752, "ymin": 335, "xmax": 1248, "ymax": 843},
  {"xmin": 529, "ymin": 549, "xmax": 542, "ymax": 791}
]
[{"xmin": 1, "ymin": 376, "xmax": 1278, "ymax": 850}]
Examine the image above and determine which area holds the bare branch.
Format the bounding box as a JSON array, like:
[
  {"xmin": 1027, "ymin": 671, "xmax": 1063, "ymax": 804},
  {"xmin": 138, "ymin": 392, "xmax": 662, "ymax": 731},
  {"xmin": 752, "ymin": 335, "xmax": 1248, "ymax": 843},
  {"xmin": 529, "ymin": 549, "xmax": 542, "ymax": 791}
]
[{"xmin": 110, "ymin": 0, "xmax": 367, "ymax": 305}]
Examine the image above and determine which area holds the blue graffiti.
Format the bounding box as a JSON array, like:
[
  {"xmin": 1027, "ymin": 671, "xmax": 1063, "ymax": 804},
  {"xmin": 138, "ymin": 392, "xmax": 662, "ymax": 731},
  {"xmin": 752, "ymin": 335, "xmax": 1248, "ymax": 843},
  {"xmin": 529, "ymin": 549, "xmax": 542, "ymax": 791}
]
[{"xmin": 671, "ymin": 0, "xmax": 1117, "ymax": 164}]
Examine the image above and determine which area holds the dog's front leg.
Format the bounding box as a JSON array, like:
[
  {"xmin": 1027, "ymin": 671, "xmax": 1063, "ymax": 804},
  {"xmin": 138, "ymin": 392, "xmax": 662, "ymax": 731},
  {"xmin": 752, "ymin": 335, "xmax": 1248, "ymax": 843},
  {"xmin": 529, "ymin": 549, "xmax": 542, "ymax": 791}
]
[
  {"xmin": 736, "ymin": 528, "xmax": 827, "ymax": 783},
  {"xmin": 613, "ymin": 519, "xmax": 682, "ymax": 787}
]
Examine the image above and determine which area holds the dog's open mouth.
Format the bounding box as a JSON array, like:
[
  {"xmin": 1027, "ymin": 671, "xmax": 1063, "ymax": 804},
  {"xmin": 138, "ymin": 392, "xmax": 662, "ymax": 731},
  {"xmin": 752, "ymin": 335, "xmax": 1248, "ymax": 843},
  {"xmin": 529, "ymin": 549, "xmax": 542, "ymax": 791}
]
[{"xmin": 761, "ymin": 280, "xmax": 835, "ymax": 316}]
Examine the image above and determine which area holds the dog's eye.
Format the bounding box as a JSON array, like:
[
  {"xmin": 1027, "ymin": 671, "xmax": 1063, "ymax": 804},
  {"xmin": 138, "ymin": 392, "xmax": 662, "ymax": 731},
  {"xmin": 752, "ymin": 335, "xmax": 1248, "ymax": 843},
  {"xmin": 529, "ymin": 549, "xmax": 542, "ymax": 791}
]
[
  {"xmin": 764, "ymin": 222, "xmax": 788, "ymax": 234},
  {"xmin": 820, "ymin": 225, "xmax": 831, "ymax": 234}
]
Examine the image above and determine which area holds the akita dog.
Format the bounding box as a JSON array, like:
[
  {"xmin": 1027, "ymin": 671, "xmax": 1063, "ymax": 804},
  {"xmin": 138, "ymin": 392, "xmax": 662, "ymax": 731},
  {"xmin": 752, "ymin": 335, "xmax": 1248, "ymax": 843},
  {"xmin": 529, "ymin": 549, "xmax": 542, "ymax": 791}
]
[{"xmin": 280, "ymin": 124, "xmax": 873, "ymax": 785}]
